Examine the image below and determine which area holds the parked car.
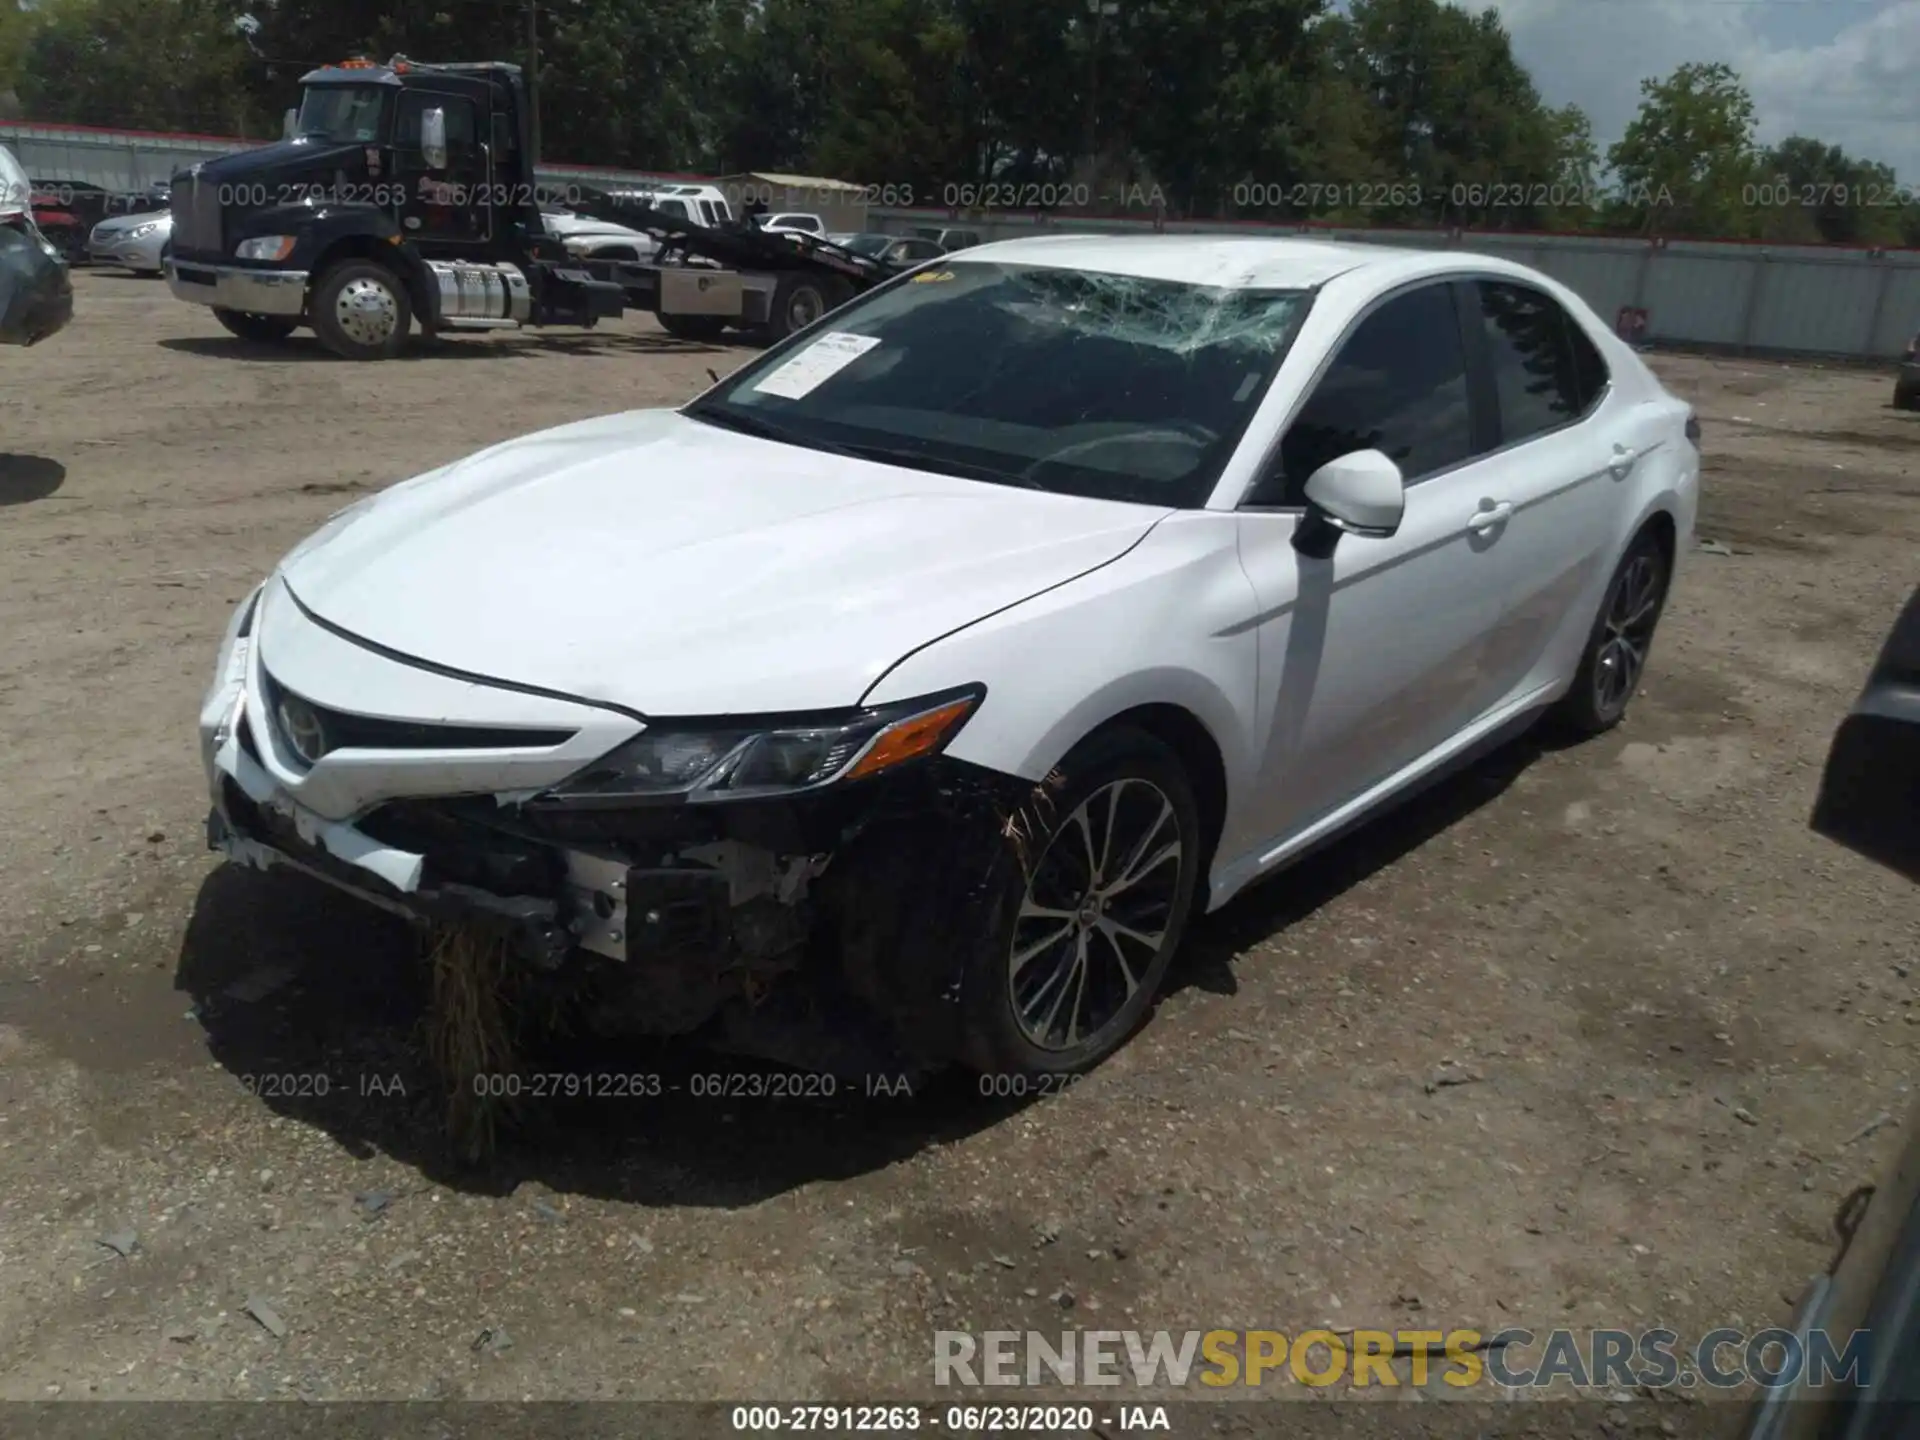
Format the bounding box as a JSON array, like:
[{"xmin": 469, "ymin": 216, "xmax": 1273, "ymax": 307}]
[
  {"xmin": 539, "ymin": 209, "xmax": 657, "ymax": 263},
  {"xmin": 1894, "ymin": 332, "xmax": 1920, "ymax": 410},
  {"xmin": 86, "ymin": 210, "xmax": 172, "ymax": 274},
  {"xmin": 761, "ymin": 212, "xmax": 827, "ymax": 236},
  {"xmin": 1743, "ymin": 583, "xmax": 1920, "ymax": 1439},
  {"xmin": 827, "ymin": 232, "xmax": 948, "ymax": 270},
  {"xmin": 0, "ymin": 145, "xmax": 74, "ymax": 346},
  {"xmin": 914, "ymin": 225, "xmax": 984, "ymax": 251},
  {"xmin": 197, "ymin": 236, "xmax": 1698, "ymax": 1077}
]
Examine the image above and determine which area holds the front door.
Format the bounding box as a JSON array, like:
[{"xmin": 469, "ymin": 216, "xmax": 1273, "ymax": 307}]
[
  {"xmin": 391, "ymin": 88, "xmax": 490, "ymax": 249},
  {"xmin": 1230, "ymin": 279, "xmax": 1512, "ymax": 859}
]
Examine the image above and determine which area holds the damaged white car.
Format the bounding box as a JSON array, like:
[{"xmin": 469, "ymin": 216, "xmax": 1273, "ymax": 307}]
[{"xmin": 201, "ymin": 235, "xmax": 1700, "ymax": 1077}]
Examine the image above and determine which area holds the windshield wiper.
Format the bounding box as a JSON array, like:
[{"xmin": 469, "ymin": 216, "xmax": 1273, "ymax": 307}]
[
  {"xmin": 685, "ymin": 406, "xmax": 1042, "ymax": 489},
  {"xmin": 824, "ymin": 440, "xmax": 1044, "ymax": 490}
]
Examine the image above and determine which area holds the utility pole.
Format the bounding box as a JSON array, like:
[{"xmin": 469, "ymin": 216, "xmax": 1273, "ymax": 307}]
[{"xmin": 525, "ymin": 0, "xmax": 541, "ymax": 164}]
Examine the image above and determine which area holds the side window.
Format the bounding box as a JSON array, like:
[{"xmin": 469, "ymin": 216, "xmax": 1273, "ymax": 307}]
[
  {"xmin": 1473, "ymin": 280, "xmax": 1590, "ymax": 443},
  {"xmin": 1564, "ymin": 312, "xmax": 1609, "ymax": 411},
  {"xmin": 1268, "ymin": 282, "xmax": 1473, "ymax": 505},
  {"xmin": 394, "ymin": 93, "xmax": 478, "ymax": 155}
]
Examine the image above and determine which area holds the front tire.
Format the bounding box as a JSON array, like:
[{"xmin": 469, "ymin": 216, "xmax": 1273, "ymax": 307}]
[
  {"xmin": 310, "ymin": 260, "xmax": 411, "ymax": 360},
  {"xmin": 1551, "ymin": 527, "xmax": 1672, "ymax": 737},
  {"xmin": 214, "ymin": 308, "xmax": 298, "ymax": 344},
  {"xmin": 959, "ymin": 728, "xmax": 1203, "ymax": 1077}
]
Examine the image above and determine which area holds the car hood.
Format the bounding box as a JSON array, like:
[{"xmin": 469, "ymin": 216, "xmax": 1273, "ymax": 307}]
[{"xmin": 277, "ymin": 409, "xmax": 1167, "ymax": 716}]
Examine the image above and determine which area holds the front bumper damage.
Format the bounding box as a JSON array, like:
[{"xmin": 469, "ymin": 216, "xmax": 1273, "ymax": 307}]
[{"xmin": 200, "ymin": 583, "xmax": 1027, "ymax": 1071}]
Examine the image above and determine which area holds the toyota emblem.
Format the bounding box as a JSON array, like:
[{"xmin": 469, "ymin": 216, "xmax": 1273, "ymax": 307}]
[{"xmin": 276, "ymin": 692, "xmax": 328, "ymax": 765}]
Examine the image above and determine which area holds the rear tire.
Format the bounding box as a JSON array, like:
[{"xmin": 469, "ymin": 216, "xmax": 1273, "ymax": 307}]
[
  {"xmin": 310, "ymin": 260, "xmax": 411, "ymax": 360},
  {"xmin": 214, "ymin": 308, "xmax": 297, "ymax": 344},
  {"xmin": 763, "ymin": 273, "xmax": 831, "ymax": 343},
  {"xmin": 1550, "ymin": 527, "xmax": 1672, "ymax": 738},
  {"xmin": 957, "ymin": 728, "xmax": 1203, "ymax": 1077},
  {"xmin": 657, "ymin": 312, "xmax": 728, "ymax": 343}
]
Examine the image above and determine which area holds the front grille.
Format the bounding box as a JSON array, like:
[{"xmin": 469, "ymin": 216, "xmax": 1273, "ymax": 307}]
[
  {"xmin": 171, "ymin": 172, "xmax": 221, "ymax": 256},
  {"xmin": 260, "ymin": 669, "xmax": 576, "ymax": 764}
]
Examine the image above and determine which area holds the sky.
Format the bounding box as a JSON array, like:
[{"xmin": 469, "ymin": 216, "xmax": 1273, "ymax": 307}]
[{"xmin": 1484, "ymin": 0, "xmax": 1920, "ymax": 181}]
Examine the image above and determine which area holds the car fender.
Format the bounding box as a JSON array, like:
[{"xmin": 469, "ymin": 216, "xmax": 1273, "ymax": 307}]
[{"xmin": 861, "ymin": 509, "xmax": 1262, "ymax": 810}]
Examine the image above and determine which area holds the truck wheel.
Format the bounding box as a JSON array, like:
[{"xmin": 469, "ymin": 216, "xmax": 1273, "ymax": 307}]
[
  {"xmin": 658, "ymin": 313, "xmax": 728, "ymax": 343},
  {"xmin": 214, "ymin": 309, "xmax": 298, "ymax": 344},
  {"xmin": 311, "ymin": 260, "xmax": 412, "ymax": 360},
  {"xmin": 765, "ymin": 274, "xmax": 830, "ymax": 342}
]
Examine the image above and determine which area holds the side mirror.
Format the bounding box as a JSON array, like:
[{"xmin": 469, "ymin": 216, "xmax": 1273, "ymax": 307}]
[
  {"xmin": 421, "ymin": 108, "xmax": 449, "ymax": 170},
  {"xmin": 283, "ymin": 108, "xmax": 298, "ymax": 140},
  {"xmin": 1292, "ymin": 449, "xmax": 1404, "ymax": 557}
]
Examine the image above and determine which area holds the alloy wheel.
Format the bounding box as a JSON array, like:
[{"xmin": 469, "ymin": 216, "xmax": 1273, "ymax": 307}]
[
  {"xmin": 1007, "ymin": 777, "xmax": 1185, "ymax": 1052},
  {"xmin": 334, "ymin": 276, "xmax": 401, "ymax": 347},
  {"xmin": 1593, "ymin": 549, "xmax": 1666, "ymax": 719}
]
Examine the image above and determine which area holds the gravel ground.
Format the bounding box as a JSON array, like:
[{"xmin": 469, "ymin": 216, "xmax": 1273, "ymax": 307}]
[{"xmin": 0, "ymin": 272, "xmax": 1916, "ymax": 1424}]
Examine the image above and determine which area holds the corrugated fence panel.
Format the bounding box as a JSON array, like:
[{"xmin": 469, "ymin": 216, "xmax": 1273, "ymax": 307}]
[
  {"xmin": 1633, "ymin": 253, "xmax": 1751, "ymax": 345},
  {"xmin": 1871, "ymin": 267, "xmax": 1920, "ymax": 354},
  {"xmin": 1527, "ymin": 245, "xmax": 1646, "ymax": 322},
  {"xmin": 1750, "ymin": 258, "xmax": 1884, "ymax": 355}
]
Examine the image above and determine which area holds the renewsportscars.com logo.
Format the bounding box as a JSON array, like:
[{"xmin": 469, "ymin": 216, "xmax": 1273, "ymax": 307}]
[{"xmin": 933, "ymin": 1328, "xmax": 1871, "ymax": 1391}]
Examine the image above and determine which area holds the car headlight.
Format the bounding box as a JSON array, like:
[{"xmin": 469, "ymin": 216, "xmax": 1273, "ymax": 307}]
[
  {"xmin": 128, "ymin": 222, "xmax": 161, "ymax": 239},
  {"xmin": 543, "ymin": 688, "xmax": 984, "ymax": 804},
  {"xmin": 235, "ymin": 235, "xmax": 296, "ymax": 262}
]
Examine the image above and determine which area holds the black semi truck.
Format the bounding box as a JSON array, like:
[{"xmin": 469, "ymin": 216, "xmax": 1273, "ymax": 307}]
[{"xmin": 165, "ymin": 56, "xmax": 891, "ymax": 359}]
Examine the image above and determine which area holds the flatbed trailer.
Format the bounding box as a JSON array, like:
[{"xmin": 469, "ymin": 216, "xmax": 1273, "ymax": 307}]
[{"xmin": 563, "ymin": 191, "xmax": 894, "ymax": 342}]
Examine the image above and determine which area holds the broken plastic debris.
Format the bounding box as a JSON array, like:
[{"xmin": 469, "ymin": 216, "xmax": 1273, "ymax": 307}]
[
  {"xmin": 245, "ymin": 1295, "xmax": 287, "ymax": 1339},
  {"xmin": 97, "ymin": 1230, "xmax": 139, "ymax": 1259}
]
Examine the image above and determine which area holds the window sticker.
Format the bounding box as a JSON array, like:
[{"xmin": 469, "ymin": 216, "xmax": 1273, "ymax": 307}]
[{"xmin": 751, "ymin": 331, "xmax": 884, "ymax": 400}]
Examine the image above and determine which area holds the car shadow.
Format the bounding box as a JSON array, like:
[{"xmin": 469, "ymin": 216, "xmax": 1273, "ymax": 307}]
[
  {"xmin": 175, "ymin": 865, "xmax": 1022, "ymax": 1204},
  {"xmin": 158, "ymin": 331, "xmax": 737, "ymax": 363},
  {"xmin": 0, "ymin": 453, "xmax": 66, "ymax": 505},
  {"xmin": 1168, "ymin": 718, "xmax": 1579, "ymax": 998}
]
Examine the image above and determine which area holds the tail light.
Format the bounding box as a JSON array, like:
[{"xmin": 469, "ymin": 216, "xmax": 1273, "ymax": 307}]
[{"xmin": 1685, "ymin": 411, "xmax": 1701, "ymax": 445}]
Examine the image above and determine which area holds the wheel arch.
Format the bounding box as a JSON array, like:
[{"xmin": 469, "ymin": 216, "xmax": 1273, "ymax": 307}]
[
  {"xmin": 1075, "ymin": 703, "xmax": 1231, "ymax": 881},
  {"xmin": 309, "ymin": 235, "xmax": 435, "ymax": 325}
]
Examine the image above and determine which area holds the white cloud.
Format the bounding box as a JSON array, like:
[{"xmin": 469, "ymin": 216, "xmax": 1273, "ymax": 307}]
[{"xmin": 1485, "ymin": 0, "xmax": 1920, "ymax": 179}]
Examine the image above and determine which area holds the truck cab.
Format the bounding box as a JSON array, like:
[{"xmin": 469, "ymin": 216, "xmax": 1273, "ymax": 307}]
[{"xmin": 166, "ymin": 56, "xmax": 624, "ymax": 357}]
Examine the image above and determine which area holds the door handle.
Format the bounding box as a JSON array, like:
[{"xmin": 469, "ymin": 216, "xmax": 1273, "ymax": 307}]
[
  {"xmin": 1467, "ymin": 500, "xmax": 1514, "ymax": 532},
  {"xmin": 1608, "ymin": 445, "xmax": 1638, "ymax": 479}
]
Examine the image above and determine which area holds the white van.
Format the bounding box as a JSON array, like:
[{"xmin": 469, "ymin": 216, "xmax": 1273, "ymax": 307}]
[{"xmin": 611, "ymin": 184, "xmax": 733, "ymax": 229}]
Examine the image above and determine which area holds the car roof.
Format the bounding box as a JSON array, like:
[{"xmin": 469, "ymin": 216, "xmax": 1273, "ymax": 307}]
[{"xmin": 957, "ymin": 233, "xmax": 1516, "ymax": 290}]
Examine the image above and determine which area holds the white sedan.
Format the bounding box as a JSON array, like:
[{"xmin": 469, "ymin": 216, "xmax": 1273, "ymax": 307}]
[
  {"xmin": 86, "ymin": 210, "xmax": 171, "ymax": 274},
  {"xmin": 199, "ymin": 235, "xmax": 1699, "ymax": 1077}
]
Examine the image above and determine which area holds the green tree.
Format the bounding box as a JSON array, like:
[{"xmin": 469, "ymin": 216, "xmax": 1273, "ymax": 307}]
[
  {"xmin": 17, "ymin": 0, "xmax": 257, "ymax": 133},
  {"xmin": 1605, "ymin": 61, "xmax": 1758, "ymax": 238},
  {"xmin": 1751, "ymin": 135, "xmax": 1904, "ymax": 246},
  {"xmin": 1332, "ymin": 0, "xmax": 1569, "ymax": 230}
]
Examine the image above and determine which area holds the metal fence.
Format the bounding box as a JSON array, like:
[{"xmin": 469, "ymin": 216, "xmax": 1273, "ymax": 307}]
[
  {"xmin": 11, "ymin": 116, "xmax": 1919, "ymax": 359},
  {"xmin": 871, "ymin": 207, "xmax": 1920, "ymax": 360},
  {"xmin": 0, "ymin": 120, "xmax": 699, "ymax": 202}
]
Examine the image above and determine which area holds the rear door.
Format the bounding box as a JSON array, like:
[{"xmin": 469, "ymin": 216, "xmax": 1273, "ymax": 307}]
[{"xmin": 1451, "ymin": 277, "xmax": 1626, "ymax": 704}]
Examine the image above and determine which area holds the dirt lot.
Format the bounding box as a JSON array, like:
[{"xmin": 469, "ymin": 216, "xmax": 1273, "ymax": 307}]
[{"xmin": 0, "ymin": 270, "xmax": 1916, "ymax": 1419}]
